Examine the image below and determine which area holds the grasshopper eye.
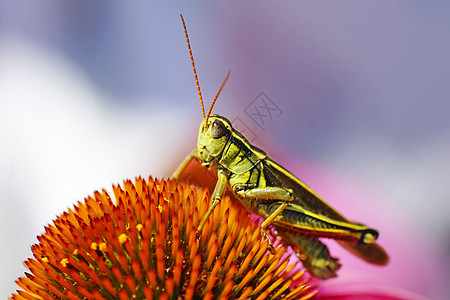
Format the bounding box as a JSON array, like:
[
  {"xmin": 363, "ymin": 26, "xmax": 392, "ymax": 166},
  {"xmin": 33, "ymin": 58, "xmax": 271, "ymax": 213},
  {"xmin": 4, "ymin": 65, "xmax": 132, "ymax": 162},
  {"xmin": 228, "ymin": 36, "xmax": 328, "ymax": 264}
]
[{"xmin": 210, "ymin": 120, "xmax": 227, "ymax": 139}]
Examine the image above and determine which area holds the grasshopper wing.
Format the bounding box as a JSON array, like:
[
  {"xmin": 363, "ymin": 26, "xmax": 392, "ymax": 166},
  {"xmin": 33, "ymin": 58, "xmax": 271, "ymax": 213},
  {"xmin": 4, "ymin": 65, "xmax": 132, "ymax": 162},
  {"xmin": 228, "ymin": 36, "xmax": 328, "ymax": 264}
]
[{"xmin": 262, "ymin": 157, "xmax": 389, "ymax": 266}]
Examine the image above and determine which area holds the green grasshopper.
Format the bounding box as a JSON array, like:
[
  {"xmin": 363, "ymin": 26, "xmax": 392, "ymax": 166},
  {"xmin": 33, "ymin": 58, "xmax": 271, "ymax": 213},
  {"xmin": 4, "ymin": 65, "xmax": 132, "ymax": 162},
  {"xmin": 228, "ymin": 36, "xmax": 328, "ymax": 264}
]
[{"xmin": 174, "ymin": 15, "xmax": 389, "ymax": 279}]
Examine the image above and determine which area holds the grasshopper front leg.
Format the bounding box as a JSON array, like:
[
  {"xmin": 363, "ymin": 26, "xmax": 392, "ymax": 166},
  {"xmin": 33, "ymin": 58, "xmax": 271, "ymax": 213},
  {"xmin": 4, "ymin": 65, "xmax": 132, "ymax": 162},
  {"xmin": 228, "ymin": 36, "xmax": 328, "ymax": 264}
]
[
  {"xmin": 197, "ymin": 169, "xmax": 230, "ymax": 231},
  {"xmin": 173, "ymin": 151, "xmax": 231, "ymax": 231},
  {"xmin": 172, "ymin": 150, "xmax": 200, "ymax": 179}
]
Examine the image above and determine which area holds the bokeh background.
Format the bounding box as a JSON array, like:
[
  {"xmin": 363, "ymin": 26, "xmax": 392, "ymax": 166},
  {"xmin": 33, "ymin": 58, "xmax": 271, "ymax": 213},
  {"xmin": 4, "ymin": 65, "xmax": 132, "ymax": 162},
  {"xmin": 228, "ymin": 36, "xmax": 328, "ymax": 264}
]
[{"xmin": 1, "ymin": 1, "xmax": 449, "ymax": 299}]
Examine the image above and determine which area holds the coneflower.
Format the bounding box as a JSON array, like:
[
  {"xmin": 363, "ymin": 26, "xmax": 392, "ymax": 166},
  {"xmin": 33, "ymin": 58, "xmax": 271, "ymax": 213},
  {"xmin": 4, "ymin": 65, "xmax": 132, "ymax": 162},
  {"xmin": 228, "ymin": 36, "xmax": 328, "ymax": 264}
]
[{"xmin": 11, "ymin": 177, "xmax": 315, "ymax": 299}]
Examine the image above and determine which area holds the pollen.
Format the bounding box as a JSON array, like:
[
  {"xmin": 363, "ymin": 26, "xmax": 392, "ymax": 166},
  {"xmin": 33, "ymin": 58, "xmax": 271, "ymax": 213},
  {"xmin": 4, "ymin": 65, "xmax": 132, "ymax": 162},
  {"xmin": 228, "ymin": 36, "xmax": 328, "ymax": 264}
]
[
  {"xmin": 99, "ymin": 242, "xmax": 107, "ymax": 252},
  {"xmin": 10, "ymin": 177, "xmax": 315, "ymax": 299},
  {"xmin": 118, "ymin": 233, "xmax": 128, "ymax": 244},
  {"xmin": 60, "ymin": 258, "xmax": 69, "ymax": 268}
]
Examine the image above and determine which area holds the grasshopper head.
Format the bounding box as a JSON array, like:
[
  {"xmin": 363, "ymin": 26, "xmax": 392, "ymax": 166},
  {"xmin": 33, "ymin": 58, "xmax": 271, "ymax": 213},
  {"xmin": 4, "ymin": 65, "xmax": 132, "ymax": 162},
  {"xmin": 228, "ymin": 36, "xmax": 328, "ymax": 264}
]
[{"xmin": 197, "ymin": 115, "xmax": 232, "ymax": 165}]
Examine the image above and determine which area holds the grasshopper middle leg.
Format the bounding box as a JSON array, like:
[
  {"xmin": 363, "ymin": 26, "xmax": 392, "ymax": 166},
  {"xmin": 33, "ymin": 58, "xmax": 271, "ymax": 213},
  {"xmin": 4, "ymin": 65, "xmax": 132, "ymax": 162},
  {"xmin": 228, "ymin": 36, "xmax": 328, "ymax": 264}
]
[{"xmin": 236, "ymin": 186, "xmax": 294, "ymax": 252}]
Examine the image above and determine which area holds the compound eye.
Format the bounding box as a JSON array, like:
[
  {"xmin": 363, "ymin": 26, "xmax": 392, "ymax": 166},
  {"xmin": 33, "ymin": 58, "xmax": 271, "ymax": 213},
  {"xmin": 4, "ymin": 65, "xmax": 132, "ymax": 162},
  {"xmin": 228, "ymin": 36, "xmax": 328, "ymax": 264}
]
[{"xmin": 210, "ymin": 120, "xmax": 227, "ymax": 139}]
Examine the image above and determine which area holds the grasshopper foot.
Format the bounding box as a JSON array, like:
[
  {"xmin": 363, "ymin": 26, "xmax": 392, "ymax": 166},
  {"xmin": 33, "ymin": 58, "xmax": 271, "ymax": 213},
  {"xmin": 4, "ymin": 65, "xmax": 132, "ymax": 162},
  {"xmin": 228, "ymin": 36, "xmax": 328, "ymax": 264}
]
[
  {"xmin": 261, "ymin": 228, "xmax": 276, "ymax": 254},
  {"xmin": 278, "ymin": 232, "xmax": 342, "ymax": 279},
  {"xmin": 297, "ymin": 253, "xmax": 341, "ymax": 279}
]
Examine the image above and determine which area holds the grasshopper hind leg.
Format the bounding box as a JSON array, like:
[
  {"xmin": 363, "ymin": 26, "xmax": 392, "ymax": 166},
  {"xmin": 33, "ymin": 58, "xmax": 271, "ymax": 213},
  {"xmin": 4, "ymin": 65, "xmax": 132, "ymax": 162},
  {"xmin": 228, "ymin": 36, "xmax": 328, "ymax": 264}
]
[{"xmin": 279, "ymin": 231, "xmax": 341, "ymax": 279}]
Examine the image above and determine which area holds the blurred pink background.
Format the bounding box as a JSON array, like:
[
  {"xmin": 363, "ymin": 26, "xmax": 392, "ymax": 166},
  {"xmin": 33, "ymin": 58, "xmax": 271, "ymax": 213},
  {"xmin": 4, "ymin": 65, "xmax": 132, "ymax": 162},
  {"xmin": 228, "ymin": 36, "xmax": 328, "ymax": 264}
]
[{"xmin": 1, "ymin": 2, "xmax": 448, "ymax": 299}]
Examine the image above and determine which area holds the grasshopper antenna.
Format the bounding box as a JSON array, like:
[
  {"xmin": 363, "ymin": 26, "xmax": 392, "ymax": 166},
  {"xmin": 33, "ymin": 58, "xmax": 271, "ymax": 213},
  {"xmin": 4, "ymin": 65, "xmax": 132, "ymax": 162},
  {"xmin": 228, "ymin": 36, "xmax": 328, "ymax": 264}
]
[
  {"xmin": 180, "ymin": 14, "xmax": 205, "ymax": 119},
  {"xmin": 206, "ymin": 70, "xmax": 230, "ymax": 122}
]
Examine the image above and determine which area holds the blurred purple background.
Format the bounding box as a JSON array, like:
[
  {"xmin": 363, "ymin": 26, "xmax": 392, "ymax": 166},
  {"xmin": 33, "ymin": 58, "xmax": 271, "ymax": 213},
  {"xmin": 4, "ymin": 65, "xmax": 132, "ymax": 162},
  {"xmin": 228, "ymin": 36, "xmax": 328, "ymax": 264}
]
[{"xmin": 1, "ymin": 2, "xmax": 449, "ymax": 299}]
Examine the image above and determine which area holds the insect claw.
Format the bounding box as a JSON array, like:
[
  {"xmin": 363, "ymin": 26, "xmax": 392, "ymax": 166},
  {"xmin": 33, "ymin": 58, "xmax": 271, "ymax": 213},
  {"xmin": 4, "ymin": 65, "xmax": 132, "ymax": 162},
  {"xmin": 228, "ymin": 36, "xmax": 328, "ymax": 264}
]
[
  {"xmin": 261, "ymin": 228, "xmax": 276, "ymax": 254},
  {"xmin": 268, "ymin": 245, "xmax": 276, "ymax": 255}
]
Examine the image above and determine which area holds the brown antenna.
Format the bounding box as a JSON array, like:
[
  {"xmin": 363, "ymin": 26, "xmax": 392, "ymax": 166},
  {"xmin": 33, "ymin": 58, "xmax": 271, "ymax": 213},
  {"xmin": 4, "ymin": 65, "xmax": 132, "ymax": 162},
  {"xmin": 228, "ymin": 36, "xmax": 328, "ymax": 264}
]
[
  {"xmin": 180, "ymin": 14, "xmax": 205, "ymax": 119},
  {"xmin": 206, "ymin": 70, "xmax": 230, "ymax": 121}
]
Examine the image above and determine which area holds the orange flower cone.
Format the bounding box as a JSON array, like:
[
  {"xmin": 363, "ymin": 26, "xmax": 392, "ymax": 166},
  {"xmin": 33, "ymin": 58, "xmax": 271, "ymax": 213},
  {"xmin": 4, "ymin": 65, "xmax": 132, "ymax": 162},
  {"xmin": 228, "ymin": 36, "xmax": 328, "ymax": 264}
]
[{"xmin": 11, "ymin": 177, "xmax": 315, "ymax": 300}]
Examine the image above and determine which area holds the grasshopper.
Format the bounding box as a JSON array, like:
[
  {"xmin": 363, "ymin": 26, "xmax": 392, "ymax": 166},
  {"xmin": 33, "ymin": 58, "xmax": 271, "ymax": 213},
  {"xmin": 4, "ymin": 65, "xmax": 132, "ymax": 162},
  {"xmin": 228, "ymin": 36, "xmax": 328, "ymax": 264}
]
[{"xmin": 173, "ymin": 15, "xmax": 389, "ymax": 279}]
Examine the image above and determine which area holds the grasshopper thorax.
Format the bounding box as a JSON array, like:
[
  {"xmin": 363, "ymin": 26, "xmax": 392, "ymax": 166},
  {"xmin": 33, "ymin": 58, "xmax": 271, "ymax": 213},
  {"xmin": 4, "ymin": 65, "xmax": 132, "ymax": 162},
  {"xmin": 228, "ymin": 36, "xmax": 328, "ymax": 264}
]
[{"xmin": 197, "ymin": 115, "xmax": 232, "ymax": 165}]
